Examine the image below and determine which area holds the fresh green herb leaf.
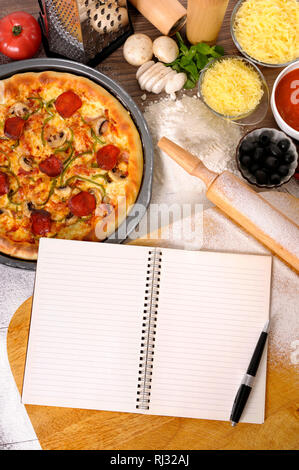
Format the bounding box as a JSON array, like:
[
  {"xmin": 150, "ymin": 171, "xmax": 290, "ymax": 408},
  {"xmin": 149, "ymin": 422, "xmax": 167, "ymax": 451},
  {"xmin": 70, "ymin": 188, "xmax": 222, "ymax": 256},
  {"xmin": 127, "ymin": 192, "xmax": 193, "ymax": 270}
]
[
  {"xmin": 196, "ymin": 53, "xmax": 208, "ymax": 70},
  {"xmin": 214, "ymin": 45, "xmax": 225, "ymax": 55},
  {"xmin": 166, "ymin": 32, "xmax": 225, "ymax": 90}
]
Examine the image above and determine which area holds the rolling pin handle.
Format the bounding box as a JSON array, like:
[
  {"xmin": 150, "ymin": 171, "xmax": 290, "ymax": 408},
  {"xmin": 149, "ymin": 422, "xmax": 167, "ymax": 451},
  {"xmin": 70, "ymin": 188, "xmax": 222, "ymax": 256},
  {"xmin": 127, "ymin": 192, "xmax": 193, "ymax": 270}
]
[{"xmin": 158, "ymin": 137, "xmax": 218, "ymax": 188}]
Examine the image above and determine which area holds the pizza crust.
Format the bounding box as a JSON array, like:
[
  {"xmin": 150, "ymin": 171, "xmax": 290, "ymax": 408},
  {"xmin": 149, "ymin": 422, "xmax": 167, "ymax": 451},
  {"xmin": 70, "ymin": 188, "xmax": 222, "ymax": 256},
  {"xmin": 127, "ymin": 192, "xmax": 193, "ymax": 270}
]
[
  {"xmin": 0, "ymin": 236, "xmax": 38, "ymax": 260},
  {"xmin": 0, "ymin": 71, "xmax": 144, "ymax": 260}
]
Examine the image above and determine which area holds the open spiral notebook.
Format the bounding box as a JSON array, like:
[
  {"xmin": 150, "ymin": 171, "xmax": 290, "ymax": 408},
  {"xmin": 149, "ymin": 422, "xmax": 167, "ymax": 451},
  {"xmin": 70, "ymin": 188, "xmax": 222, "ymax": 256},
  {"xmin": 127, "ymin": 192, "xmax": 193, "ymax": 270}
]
[{"xmin": 22, "ymin": 238, "xmax": 271, "ymax": 423}]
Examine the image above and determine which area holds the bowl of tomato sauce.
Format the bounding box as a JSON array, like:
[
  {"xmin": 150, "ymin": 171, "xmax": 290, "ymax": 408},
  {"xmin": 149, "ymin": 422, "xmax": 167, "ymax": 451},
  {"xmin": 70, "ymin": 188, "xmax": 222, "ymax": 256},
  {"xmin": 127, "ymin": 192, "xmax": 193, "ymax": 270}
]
[{"xmin": 271, "ymin": 60, "xmax": 299, "ymax": 141}]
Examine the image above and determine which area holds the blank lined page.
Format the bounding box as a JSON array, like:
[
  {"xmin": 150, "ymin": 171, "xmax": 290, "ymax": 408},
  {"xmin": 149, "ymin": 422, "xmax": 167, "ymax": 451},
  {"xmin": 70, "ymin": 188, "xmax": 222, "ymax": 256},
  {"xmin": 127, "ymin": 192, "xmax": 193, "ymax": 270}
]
[
  {"xmin": 149, "ymin": 249, "xmax": 271, "ymax": 423},
  {"xmin": 22, "ymin": 238, "xmax": 149, "ymax": 413}
]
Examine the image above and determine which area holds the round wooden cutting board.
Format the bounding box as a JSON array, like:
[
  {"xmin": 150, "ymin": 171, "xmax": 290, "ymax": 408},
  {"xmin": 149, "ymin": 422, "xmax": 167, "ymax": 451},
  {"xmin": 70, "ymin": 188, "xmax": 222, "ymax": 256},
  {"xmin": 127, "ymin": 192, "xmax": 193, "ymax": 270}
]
[{"xmin": 7, "ymin": 192, "xmax": 299, "ymax": 450}]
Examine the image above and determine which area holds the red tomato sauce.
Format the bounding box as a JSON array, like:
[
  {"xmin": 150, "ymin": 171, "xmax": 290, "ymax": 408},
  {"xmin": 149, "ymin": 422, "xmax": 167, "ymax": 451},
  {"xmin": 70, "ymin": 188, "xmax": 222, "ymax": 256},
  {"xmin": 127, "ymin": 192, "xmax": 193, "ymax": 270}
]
[{"xmin": 275, "ymin": 68, "xmax": 299, "ymax": 131}]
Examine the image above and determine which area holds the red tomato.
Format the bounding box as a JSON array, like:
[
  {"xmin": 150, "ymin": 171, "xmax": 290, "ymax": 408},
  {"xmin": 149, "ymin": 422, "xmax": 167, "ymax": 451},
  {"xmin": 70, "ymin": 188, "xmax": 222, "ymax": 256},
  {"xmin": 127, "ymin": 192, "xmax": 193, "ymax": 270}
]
[{"xmin": 0, "ymin": 11, "xmax": 41, "ymax": 60}]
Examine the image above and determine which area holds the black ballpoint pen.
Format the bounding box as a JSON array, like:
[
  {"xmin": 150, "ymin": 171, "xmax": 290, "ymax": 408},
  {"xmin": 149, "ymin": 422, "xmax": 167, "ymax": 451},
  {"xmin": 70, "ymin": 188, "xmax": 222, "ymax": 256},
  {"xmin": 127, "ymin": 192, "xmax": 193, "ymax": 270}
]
[{"xmin": 230, "ymin": 320, "xmax": 270, "ymax": 426}]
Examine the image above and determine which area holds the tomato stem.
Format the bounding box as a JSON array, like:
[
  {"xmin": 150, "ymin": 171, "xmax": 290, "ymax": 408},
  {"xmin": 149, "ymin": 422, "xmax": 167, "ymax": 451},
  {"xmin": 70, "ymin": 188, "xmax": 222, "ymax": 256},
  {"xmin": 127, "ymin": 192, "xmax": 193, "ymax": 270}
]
[{"xmin": 12, "ymin": 25, "xmax": 22, "ymax": 36}]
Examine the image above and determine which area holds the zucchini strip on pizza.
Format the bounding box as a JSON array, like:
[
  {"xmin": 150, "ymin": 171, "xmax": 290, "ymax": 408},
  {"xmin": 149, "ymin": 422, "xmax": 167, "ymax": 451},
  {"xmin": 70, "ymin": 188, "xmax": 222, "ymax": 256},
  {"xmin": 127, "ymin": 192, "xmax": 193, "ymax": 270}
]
[{"xmin": 0, "ymin": 72, "xmax": 143, "ymax": 260}]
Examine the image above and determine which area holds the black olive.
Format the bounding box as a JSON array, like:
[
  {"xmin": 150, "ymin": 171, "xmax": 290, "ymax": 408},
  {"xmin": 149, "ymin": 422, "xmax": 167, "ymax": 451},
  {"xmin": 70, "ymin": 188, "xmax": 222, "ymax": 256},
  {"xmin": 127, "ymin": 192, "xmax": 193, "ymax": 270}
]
[
  {"xmin": 240, "ymin": 139, "xmax": 255, "ymax": 155},
  {"xmin": 27, "ymin": 202, "xmax": 35, "ymax": 211},
  {"xmin": 278, "ymin": 165, "xmax": 289, "ymax": 176},
  {"xmin": 258, "ymin": 130, "xmax": 273, "ymax": 147},
  {"xmin": 267, "ymin": 143, "xmax": 281, "ymax": 158},
  {"xmin": 270, "ymin": 174, "xmax": 281, "ymax": 185},
  {"xmin": 277, "ymin": 139, "xmax": 290, "ymax": 152},
  {"xmin": 0, "ymin": 209, "xmax": 3, "ymax": 215},
  {"xmin": 66, "ymin": 212, "xmax": 74, "ymax": 220},
  {"xmin": 265, "ymin": 156, "xmax": 278, "ymax": 169},
  {"xmin": 255, "ymin": 170, "xmax": 268, "ymax": 185},
  {"xmin": 240, "ymin": 154, "xmax": 251, "ymax": 168},
  {"xmin": 250, "ymin": 163, "xmax": 259, "ymax": 174},
  {"xmin": 284, "ymin": 152, "xmax": 295, "ymax": 164},
  {"xmin": 252, "ymin": 147, "xmax": 264, "ymax": 163}
]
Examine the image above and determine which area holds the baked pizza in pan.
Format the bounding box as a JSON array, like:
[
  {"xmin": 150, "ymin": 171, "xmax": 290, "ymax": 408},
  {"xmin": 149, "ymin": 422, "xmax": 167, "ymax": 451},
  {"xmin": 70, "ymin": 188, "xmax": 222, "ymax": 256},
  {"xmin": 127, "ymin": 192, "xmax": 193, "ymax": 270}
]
[{"xmin": 0, "ymin": 71, "xmax": 143, "ymax": 260}]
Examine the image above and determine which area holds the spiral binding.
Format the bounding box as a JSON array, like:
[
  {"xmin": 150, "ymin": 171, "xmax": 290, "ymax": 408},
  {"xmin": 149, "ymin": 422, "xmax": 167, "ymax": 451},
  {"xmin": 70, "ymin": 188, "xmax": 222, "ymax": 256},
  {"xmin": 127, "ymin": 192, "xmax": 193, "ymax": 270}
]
[{"xmin": 136, "ymin": 248, "xmax": 162, "ymax": 410}]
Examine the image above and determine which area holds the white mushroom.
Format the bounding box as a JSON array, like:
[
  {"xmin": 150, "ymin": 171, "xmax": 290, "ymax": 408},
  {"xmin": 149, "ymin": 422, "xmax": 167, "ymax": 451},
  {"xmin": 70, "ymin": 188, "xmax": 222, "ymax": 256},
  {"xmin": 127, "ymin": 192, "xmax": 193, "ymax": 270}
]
[
  {"xmin": 65, "ymin": 213, "xmax": 79, "ymax": 226},
  {"xmin": 123, "ymin": 33, "xmax": 153, "ymax": 67},
  {"xmin": 153, "ymin": 36, "xmax": 179, "ymax": 63},
  {"xmin": 165, "ymin": 72, "xmax": 187, "ymax": 94},
  {"xmin": 108, "ymin": 168, "xmax": 127, "ymax": 182},
  {"xmin": 138, "ymin": 62, "xmax": 165, "ymax": 90},
  {"xmin": 144, "ymin": 65, "xmax": 173, "ymax": 93},
  {"xmin": 19, "ymin": 156, "xmax": 33, "ymax": 172},
  {"xmin": 136, "ymin": 61, "xmax": 155, "ymax": 80},
  {"xmin": 92, "ymin": 117, "xmax": 109, "ymax": 137},
  {"xmin": 44, "ymin": 126, "xmax": 69, "ymax": 149},
  {"xmin": 54, "ymin": 186, "xmax": 72, "ymax": 199},
  {"xmin": 8, "ymin": 102, "xmax": 30, "ymax": 119},
  {"xmin": 152, "ymin": 69, "xmax": 176, "ymax": 94},
  {"xmin": 89, "ymin": 187, "xmax": 103, "ymax": 204},
  {"xmin": 22, "ymin": 201, "xmax": 35, "ymax": 218}
]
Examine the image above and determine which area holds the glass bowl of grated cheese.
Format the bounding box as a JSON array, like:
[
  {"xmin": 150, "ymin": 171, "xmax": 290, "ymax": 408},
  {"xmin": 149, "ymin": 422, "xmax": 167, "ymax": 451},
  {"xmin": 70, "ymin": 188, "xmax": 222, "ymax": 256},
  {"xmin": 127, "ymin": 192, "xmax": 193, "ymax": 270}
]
[
  {"xmin": 198, "ymin": 55, "xmax": 269, "ymax": 126},
  {"xmin": 231, "ymin": 0, "xmax": 299, "ymax": 68}
]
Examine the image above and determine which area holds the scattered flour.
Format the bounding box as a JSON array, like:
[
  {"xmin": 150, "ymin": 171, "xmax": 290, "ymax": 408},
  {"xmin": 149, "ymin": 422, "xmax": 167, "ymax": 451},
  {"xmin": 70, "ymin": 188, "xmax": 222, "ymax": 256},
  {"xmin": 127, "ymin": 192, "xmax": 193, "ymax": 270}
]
[
  {"xmin": 202, "ymin": 195, "xmax": 299, "ymax": 367},
  {"xmin": 141, "ymin": 95, "xmax": 298, "ymax": 366},
  {"xmin": 143, "ymin": 95, "xmax": 242, "ymax": 206}
]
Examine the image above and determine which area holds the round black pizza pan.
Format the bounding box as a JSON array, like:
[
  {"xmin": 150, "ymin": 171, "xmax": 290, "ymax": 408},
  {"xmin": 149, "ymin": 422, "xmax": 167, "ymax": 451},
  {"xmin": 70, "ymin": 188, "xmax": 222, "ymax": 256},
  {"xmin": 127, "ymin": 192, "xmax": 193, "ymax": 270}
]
[{"xmin": 0, "ymin": 58, "xmax": 153, "ymax": 271}]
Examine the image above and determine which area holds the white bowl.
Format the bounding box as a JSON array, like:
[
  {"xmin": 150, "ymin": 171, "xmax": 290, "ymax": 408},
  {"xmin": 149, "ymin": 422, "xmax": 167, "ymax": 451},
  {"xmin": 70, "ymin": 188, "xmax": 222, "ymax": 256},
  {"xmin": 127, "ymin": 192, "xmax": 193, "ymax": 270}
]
[{"xmin": 271, "ymin": 60, "xmax": 299, "ymax": 141}]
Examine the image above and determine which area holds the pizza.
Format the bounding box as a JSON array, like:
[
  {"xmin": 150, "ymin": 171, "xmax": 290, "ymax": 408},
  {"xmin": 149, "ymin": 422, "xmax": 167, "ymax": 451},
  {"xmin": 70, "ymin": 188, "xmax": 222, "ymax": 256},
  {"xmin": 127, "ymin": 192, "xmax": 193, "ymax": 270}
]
[{"xmin": 0, "ymin": 71, "xmax": 143, "ymax": 260}]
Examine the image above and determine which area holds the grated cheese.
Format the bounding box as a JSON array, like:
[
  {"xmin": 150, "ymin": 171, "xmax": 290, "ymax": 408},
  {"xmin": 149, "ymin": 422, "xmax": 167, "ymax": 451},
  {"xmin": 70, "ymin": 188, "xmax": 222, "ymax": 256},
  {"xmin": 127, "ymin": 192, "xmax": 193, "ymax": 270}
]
[
  {"xmin": 234, "ymin": 0, "xmax": 299, "ymax": 65},
  {"xmin": 201, "ymin": 58, "xmax": 264, "ymax": 118}
]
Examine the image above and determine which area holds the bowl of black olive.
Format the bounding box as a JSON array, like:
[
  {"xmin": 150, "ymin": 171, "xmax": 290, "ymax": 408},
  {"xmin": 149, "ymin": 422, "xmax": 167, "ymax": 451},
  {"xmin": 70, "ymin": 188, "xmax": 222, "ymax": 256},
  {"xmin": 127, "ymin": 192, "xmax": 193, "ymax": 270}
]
[{"xmin": 236, "ymin": 128, "xmax": 298, "ymax": 188}]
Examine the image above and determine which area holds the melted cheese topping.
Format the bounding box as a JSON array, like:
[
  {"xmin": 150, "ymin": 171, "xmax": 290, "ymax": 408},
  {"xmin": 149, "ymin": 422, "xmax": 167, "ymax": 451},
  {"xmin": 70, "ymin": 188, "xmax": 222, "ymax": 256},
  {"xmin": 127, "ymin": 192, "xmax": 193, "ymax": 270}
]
[
  {"xmin": 0, "ymin": 77, "xmax": 139, "ymax": 246},
  {"xmin": 201, "ymin": 58, "xmax": 264, "ymax": 117},
  {"xmin": 234, "ymin": 0, "xmax": 299, "ymax": 65}
]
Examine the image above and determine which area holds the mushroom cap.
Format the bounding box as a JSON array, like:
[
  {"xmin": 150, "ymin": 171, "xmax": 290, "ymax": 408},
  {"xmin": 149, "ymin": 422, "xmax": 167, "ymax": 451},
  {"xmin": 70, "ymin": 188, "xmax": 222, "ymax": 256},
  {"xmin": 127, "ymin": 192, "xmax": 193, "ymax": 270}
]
[
  {"xmin": 43, "ymin": 126, "xmax": 69, "ymax": 149},
  {"xmin": 8, "ymin": 102, "xmax": 30, "ymax": 119},
  {"xmin": 123, "ymin": 33, "xmax": 153, "ymax": 66},
  {"xmin": 153, "ymin": 36, "xmax": 179, "ymax": 63}
]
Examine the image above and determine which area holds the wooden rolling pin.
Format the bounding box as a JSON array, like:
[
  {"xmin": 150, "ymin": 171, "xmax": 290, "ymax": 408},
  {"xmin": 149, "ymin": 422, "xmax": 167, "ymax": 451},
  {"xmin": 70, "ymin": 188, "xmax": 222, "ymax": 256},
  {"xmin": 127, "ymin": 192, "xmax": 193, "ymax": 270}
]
[{"xmin": 158, "ymin": 137, "xmax": 299, "ymax": 272}]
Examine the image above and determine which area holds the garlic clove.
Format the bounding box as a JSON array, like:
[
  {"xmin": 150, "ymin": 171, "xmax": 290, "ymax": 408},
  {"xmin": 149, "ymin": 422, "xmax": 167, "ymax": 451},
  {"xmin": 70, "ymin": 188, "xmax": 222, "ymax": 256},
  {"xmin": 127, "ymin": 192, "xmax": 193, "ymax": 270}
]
[
  {"xmin": 165, "ymin": 72, "xmax": 187, "ymax": 94},
  {"xmin": 136, "ymin": 61, "xmax": 155, "ymax": 80}
]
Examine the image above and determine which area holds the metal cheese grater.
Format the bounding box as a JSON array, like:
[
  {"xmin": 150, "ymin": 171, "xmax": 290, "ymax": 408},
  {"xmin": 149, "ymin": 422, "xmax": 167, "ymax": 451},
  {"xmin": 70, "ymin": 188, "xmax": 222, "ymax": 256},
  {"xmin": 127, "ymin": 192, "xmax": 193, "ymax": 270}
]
[{"xmin": 38, "ymin": 0, "xmax": 133, "ymax": 64}]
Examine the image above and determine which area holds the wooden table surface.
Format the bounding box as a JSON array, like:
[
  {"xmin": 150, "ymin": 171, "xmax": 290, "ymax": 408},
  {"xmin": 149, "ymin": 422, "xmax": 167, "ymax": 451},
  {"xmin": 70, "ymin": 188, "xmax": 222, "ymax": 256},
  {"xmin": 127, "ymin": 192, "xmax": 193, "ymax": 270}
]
[
  {"xmin": 2, "ymin": 0, "xmax": 299, "ymax": 451},
  {"xmin": 0, "ymin": 0, "xmax": 291, "ymax": 117},
  {"xmin": 1, "ymin": 0, "xmax": 297, "ymax": 196}
]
